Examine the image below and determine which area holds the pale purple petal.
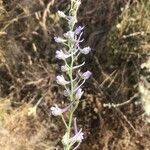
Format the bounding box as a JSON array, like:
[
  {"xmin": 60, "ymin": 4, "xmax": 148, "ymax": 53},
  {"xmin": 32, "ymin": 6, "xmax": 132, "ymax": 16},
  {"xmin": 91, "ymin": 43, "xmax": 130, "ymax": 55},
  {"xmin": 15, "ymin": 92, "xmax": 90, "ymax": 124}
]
[
  {"xmin": 75, "ymin": 26, "xmax": 84, "ymax": 35},
  {"xmin": 54, "ymin": 37, "xmax": 67, "ymax": 43},
  {"xmin": 68, "ymin": 128, "xmax": 84, "ymax": 143},
  {"xmin": 76, "ymin": 31, "xmax": 84, "ymax": 46},
  {"xmin": 50, "ymin": 105, "xmax": 62, "ymax": 116},
  {"xmin": 55, "ymin": 50, "xmax": 66, "ymax": 60},
  {"xmin": 64, "ymin": 31, "xmax": 75, "ymax": 39},
  {"xmin": 55, "ymin": 49, "xmax": 72, "ymax": 60},
  {"xmin": 80, "ymin": 46, "xmax": 91, "ymax": 54},
  {"xmin": 82, "ymin": 71, "xmax": 92, "ymax": 80},
  {"xmin": 75, "ymin": 88, "xmax": 84, "ymax": 100},
  {"xmin": 56, "ymin": 75, "xmax": 69, "ymax": 85},
  {"xmin": 50, "ymin": 104, "xmax": 69, "ymax": 116}
]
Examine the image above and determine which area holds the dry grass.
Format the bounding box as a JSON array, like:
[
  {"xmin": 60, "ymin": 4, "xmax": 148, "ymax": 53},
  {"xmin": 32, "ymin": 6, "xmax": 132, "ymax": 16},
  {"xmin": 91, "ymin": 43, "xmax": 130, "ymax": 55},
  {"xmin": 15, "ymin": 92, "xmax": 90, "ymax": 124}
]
[{"xmin": 0, "ymin": 98, "xmax": 60, "ymax": 150}]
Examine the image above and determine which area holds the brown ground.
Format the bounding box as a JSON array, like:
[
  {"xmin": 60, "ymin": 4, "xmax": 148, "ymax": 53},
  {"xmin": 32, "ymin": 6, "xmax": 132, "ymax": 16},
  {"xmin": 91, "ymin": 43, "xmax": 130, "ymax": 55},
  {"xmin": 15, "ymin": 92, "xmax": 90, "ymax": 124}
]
[{"xmin": 0, "ymin": 0, "xmax": 150, "ymax": 150}]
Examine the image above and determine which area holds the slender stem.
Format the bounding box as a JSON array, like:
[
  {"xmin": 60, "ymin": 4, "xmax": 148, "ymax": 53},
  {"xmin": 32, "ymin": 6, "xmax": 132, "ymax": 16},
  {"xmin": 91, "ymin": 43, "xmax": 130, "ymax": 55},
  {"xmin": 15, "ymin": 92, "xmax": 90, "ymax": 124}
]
[
  {"xmin": 64, "ymin": 144, "xmax": 71, "ymax": 150},
  {"xmin": 62, "ymin": 1, "xmax": 81, "ymax": 149},
  {"xmin": 61, "ymin": 114, "xmax": 68, "ymax": 129},
  {"xmin": 67, "ymin": 43, "xmax": 74, "ymax": 136}
]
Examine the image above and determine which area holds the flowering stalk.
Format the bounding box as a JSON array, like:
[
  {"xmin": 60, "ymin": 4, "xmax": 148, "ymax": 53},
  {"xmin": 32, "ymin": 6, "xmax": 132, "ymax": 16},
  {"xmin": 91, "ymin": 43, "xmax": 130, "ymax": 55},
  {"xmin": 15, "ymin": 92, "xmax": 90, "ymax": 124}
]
[{"xmin": 51, "ymin": 0, "xmax": 92, "ymax": 149}]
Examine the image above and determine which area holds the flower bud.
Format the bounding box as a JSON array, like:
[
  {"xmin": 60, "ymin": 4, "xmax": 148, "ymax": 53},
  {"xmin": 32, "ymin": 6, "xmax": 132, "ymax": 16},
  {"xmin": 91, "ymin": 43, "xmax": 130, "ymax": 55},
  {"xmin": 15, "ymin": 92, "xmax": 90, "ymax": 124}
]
[
  {"xmin": 75, "ymin": 88, "xmax": 84, "ymax": 100},
  {"xmin": 64, "ymin": 90, "xmax": 69, "ymax": 97},
  {"xmin": 61, "ymin": 65, "xmax": 69, "ymax": 72},
  {"xmin": 75, "ymin": 26, "xmax": 84, "ymax": 35},
  {"xmin": 82, "ymin": 71, "xmax": 92, "ymax": 80},
  {"xmin": 58, "ymin": 11, "xmax": 67, "ymax": 18},
  {"xmin": 54, "ymin": 37, "xmax": 67, "ymax": 43}
]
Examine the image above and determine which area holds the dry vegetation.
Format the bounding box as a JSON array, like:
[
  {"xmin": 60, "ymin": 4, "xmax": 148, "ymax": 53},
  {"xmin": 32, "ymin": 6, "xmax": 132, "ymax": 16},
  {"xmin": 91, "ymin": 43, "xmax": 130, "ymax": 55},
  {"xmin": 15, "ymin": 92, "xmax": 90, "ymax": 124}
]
[{"xmin": 0, "ymin": 0, "xmax": 150, "ymax": 149}]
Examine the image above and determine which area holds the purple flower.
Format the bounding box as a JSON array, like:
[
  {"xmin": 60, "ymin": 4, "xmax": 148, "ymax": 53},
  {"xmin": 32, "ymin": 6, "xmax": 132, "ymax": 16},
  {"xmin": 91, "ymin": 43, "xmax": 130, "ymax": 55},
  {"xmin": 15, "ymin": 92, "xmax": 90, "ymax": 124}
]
[
  {"xmin": 64, "ymin": 118, "xmax": 84, "ymax": 149},
  {"xmin": 75, "ymin": 31, "xmax": 84, "ymax": 47},
  {"xmin": 55, "ymin": 49, "xmax": 78, "ymax": 60},
  {"xmin": 75, "ymin": 26, "xmax": 84, "ymax": 35},
  {"xmin": 82, "ymin": 71, "xmax": 92, "ymax": 80},
  {"xmin": 68, "ymin": 128, "xmax": 84, "ymax": 143},
  {"xmin": 80, "ymin": 46, "xmax": 91, "ymax": 54},
  {"xmin": 55, "ymin": 50, "xmax": 69, "ymax": 60},
  {"xmin": 50, "ymin": 104, "xmax": 68, "ymax": 116},
  {"xmin": 62, "ymin": 118, "xmax": 84, "ymax": 149},
  {"xmin": 56, "ymin": 75, "xmax": 69, "ymax": 86},
  {"xmin": 64, "ymin": 31, "xmax": 75, "ymax": 40},
  {"xmin": 54, "ymin": 37, "xmax": 67, "ymax": 43},
  {"xmin": 73, "ymin": 118, "xmax": 83, "ymax": 141},
  {"xmin": 75, "ymin": 88, "xmax": 84, "ymax": 100}
]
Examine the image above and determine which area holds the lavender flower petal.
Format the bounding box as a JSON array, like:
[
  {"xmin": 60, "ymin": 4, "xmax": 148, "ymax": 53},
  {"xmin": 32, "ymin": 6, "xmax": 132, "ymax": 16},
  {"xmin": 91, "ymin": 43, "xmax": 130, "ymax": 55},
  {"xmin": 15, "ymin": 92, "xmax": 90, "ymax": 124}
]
[
  {"xmin": 64, "ymin": 31, "xmax": 75, "ymax": 40},
  {"xmin": 68, "ymin": 128, "xmax": 84, "ymax": 144},
  {"xmin": 80, "ymin": 46, "xmax": 91, "ymax": 54},
  {"xmin": 75, "ymin": 88, "xmax": 84, "ymax": 100},
  {"xmin": 56, "ymin": 75, "xmax": 70, "ymax": 85},
  {"xmin": 50, "ymin": 105, "xmax": 63, "ymax": 116},
  {"xmin": 50, "ymin": 104, "xmax": 69, "ymax": 116},
  {"xmin": 55, "ymin": 50, "xmax": 68, "ymax": 60},
  {"xmin": 75, "ymin": 26, "xmax": 84, "ymax": 35},
  {"xmin": 54, "ymin": 37, "xmax": 67, "ymax": 43},
  {"xmin": 82, "ymin": 71, "xmax": 92, "ymax": 80}
]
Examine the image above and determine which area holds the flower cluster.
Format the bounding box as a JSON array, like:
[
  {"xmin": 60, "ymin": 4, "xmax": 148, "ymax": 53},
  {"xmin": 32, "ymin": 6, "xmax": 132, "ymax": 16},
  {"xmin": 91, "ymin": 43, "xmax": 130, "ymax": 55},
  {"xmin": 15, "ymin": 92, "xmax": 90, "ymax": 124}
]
[
  {"xmin": 53, "ymin": 26, "xmax": 92, "ymax": 107},
  {"xmin": 50, "ymin": 1, "xmax": 92, "ymax": 149},
  {"xmin": 54, "ymin": 24, "xmax": 92, "ymax": 103},
  {"xmin": 62, "ymin": 118, "xmax": 84, "ymax": 150}
]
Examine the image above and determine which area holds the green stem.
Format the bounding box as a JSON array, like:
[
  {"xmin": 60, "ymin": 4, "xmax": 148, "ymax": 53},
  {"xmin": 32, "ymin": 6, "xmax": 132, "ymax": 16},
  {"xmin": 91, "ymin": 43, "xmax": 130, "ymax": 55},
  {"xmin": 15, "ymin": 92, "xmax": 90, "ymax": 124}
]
[
  {"xmin": 62, "ymin": 1, "xmax": 80, "ymax": 149},
  {"xmin": 61, "ymin": 114, "xmax": 68, "ymax": 129},
  {"xmin": 67, "ymin": 44, "xmax": 74, "ymax": 136},
  {"xmin": 64, "ymin": 144, "xmax": 71, "ymax": 150}
]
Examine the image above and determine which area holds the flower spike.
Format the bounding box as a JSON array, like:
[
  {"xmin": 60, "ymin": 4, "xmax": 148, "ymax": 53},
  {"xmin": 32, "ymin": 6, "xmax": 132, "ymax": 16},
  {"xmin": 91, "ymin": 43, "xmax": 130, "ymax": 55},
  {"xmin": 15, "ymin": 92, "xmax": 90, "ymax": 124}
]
[{"xmin": 52, "ymin": 1, "xmax": 92, "ymax": 149}]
